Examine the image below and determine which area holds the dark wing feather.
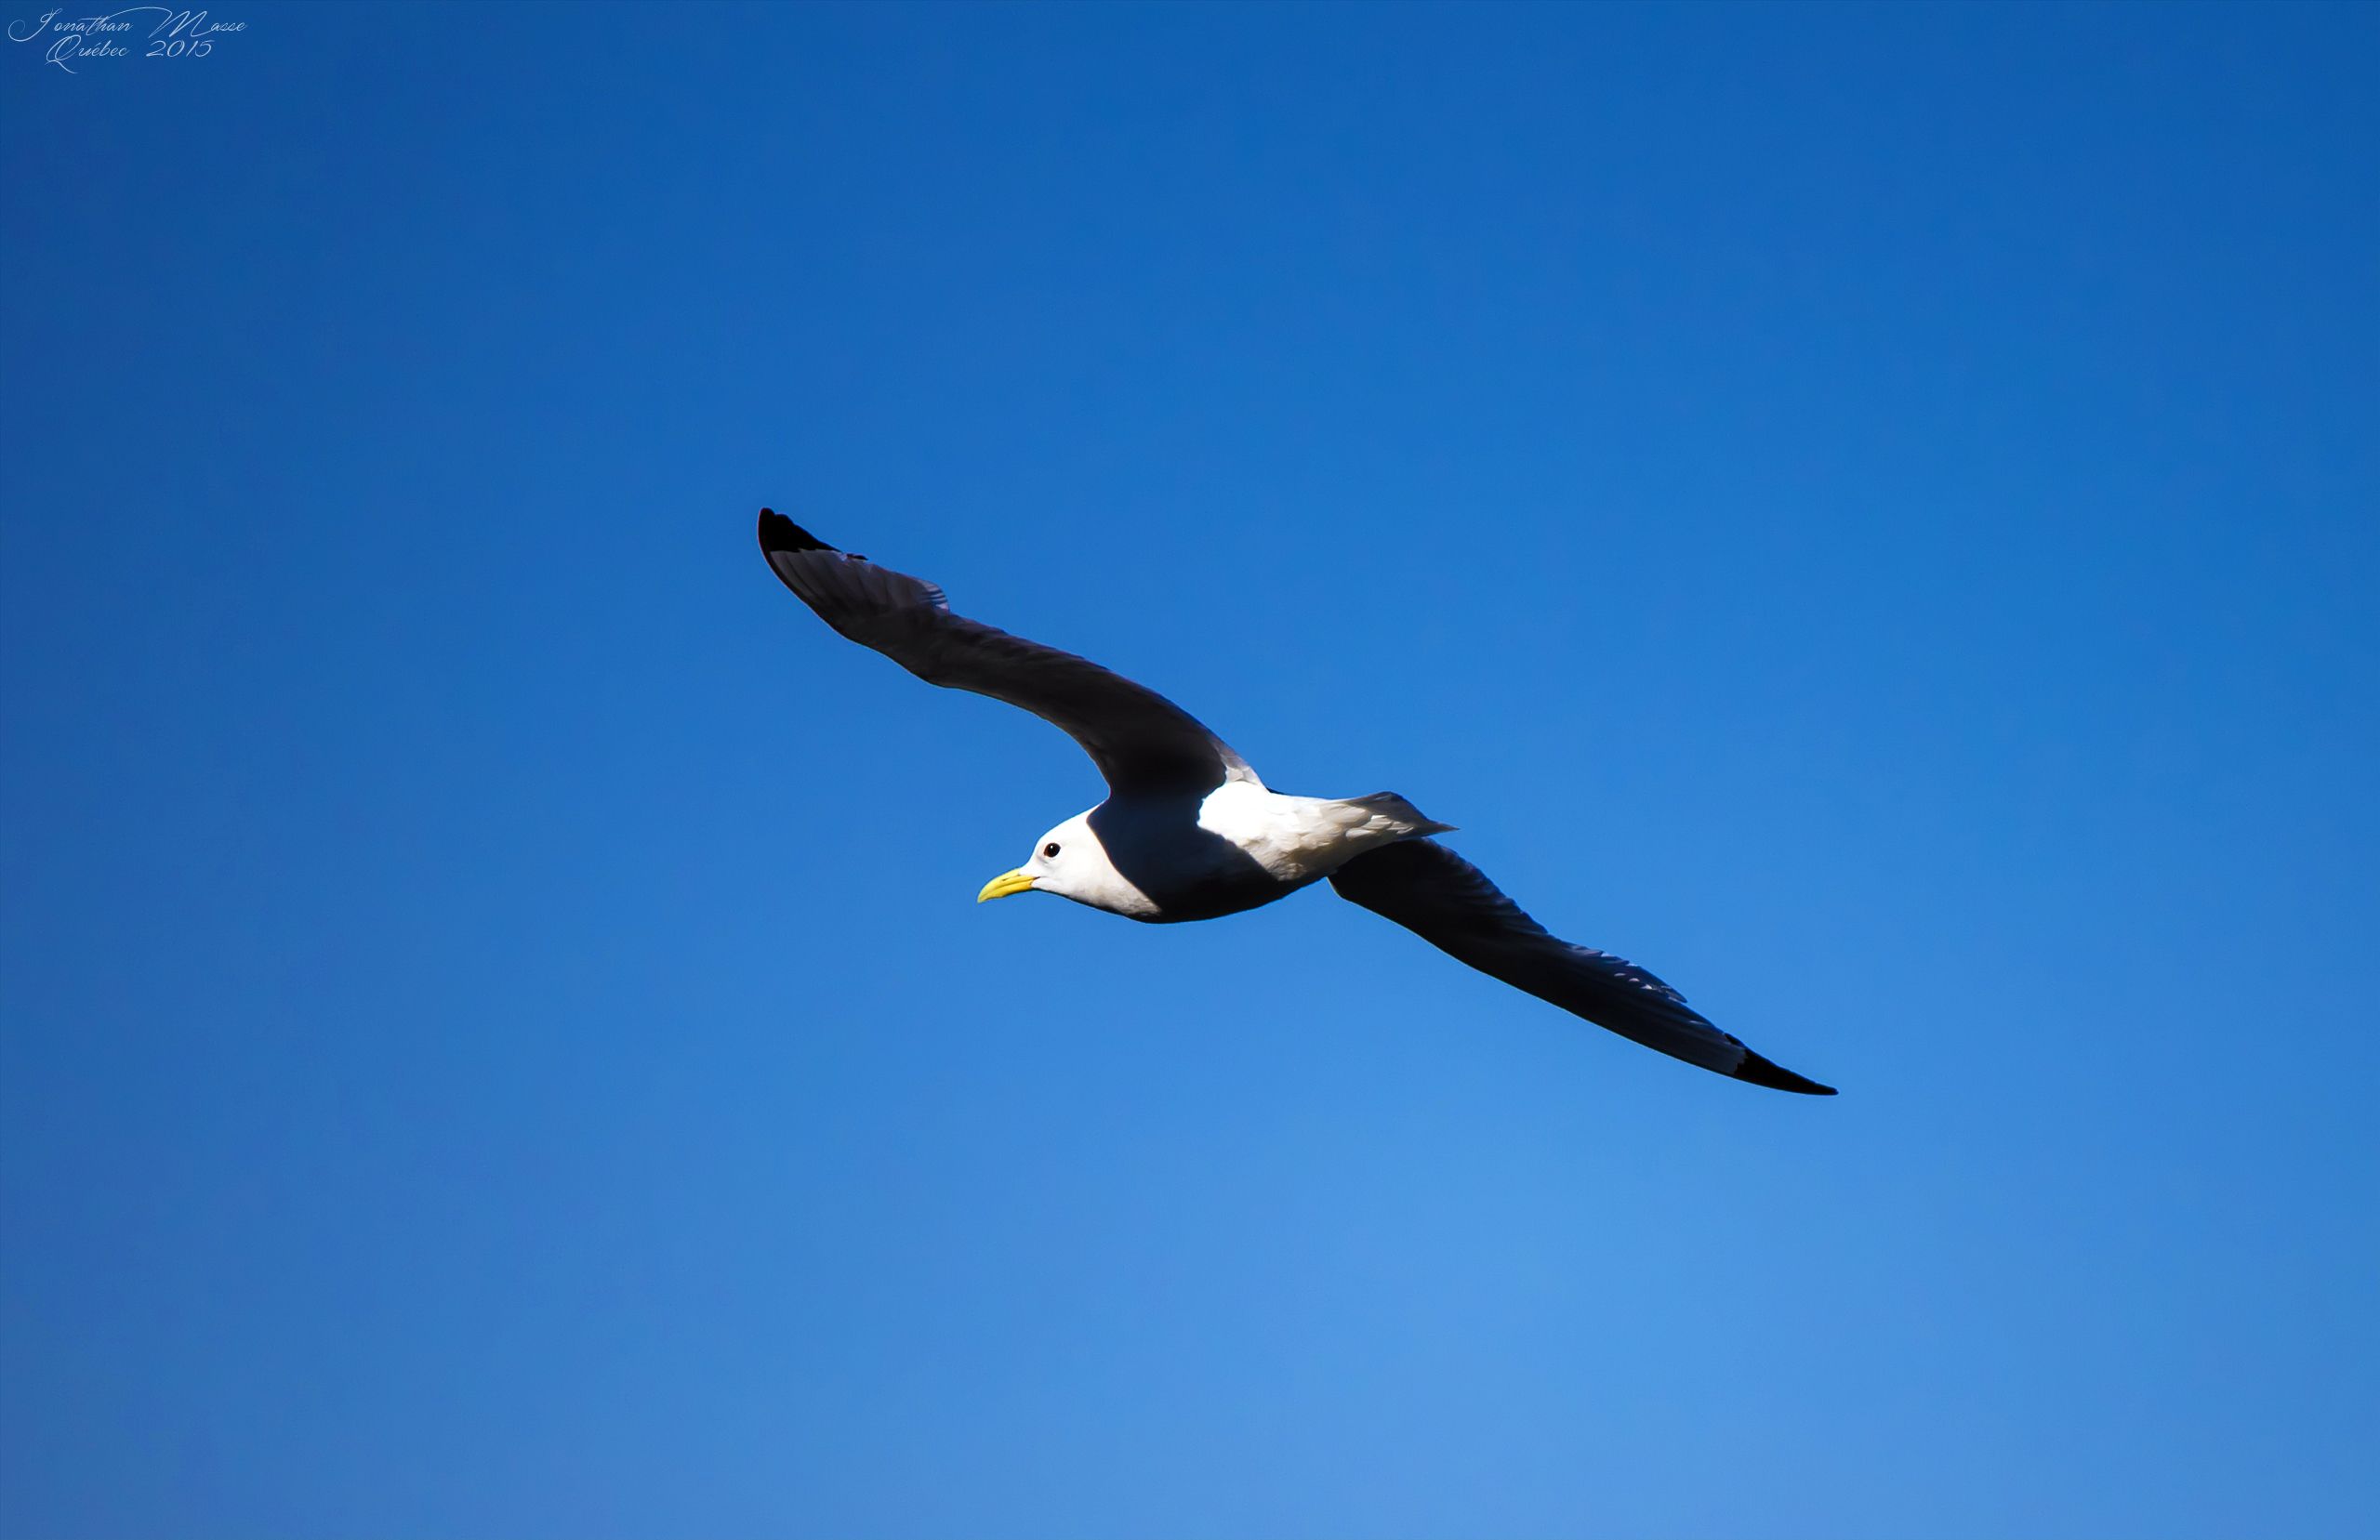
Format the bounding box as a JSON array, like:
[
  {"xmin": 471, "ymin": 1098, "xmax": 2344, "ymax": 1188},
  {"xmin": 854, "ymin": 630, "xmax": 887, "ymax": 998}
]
[
  {"xmin": 1329, "ymin": 839, "xmax": 1835, "ymax": 1095},
  {"xmin": 758, "ymin": 510, "xmax": 1254, "ymax": 796}
]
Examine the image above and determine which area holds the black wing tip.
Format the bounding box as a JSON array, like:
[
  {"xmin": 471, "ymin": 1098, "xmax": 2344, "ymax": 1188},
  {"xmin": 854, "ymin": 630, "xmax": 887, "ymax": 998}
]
[
  {"xmin": 1732, "ymin": 1050, "xmax": 1838, "ymax": 1096},
  {"xmin": 757, "ymin": 507, "xmax": 834, "ymax": 556}
]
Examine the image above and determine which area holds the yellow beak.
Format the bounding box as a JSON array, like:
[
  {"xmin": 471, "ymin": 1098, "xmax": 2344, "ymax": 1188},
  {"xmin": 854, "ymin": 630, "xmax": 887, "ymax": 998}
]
[{"xmin": 976, "ymin": 868, "xmax": 1037, "ymax": 903}]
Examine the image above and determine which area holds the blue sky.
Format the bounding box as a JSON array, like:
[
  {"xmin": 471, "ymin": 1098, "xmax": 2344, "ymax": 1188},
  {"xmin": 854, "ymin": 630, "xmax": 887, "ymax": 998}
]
[{"xmin": 3, "ymin": 3, "xmax": 2374, "ymax": 1535}]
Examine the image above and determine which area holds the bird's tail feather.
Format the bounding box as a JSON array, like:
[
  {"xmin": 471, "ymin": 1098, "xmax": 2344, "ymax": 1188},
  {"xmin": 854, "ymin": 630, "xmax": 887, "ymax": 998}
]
[{"xmin": 1342, "ymin": 792, "xmax": 1457, "ymax": 837}]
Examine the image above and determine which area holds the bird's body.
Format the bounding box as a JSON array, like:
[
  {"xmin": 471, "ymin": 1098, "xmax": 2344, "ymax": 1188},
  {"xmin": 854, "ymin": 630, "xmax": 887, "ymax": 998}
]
[
  {"xmin": 1019, "ymin": 781, "xmax": 1454, "ymax": 924},
  {"xmin": 757, "ymin": 508, "xmax": 1836, "ymax": 1096}
]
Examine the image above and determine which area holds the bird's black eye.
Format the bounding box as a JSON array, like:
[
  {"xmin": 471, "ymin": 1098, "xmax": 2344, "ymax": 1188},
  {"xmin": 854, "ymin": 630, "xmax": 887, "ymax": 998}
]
[{"xmin": 1043, "ymin": 842, "xmax": 1062, "ymax": 859}]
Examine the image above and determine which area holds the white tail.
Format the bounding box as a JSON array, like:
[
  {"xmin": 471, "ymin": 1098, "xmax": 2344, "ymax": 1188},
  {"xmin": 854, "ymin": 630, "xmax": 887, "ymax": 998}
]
[{"xmin": 1340, "ymin": 791, "xmax": 1457, "ymax": 837}]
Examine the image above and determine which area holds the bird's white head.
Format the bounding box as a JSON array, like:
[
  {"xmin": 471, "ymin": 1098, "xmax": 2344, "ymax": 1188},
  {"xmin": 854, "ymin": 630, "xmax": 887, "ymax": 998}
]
[{"xmin": 975, "ymin": 811, "xmax": 1154, "ymax": 918}]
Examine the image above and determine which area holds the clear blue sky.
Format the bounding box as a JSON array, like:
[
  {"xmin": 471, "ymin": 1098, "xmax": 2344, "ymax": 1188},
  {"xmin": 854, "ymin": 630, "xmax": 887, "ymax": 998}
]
[{"xmin": 4, "ymin": 3, "xmax": 2374, "ymax": 1535}]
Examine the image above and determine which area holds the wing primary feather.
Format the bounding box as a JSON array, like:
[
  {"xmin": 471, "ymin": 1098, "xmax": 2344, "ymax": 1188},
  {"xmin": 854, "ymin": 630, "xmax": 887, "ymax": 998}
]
[{"xmin": 757, "ymin": 509, "xmax": 830, "ymax": 555}]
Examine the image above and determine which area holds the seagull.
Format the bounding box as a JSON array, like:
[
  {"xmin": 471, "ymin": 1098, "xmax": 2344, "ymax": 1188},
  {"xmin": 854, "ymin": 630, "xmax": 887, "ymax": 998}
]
[{"xmin": 758, "ymin": 509, "xmax": 1835, "ymax": 1096}]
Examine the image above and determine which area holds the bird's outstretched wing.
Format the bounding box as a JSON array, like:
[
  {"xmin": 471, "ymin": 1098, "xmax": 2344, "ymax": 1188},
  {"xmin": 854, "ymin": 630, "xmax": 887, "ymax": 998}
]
[
  {"xmin": 758, "ymin": 510, "xmax": 1256, "ymax": 796},
  {"xmin": 1329, "ymin": 839, "xmax": 1835, "ymax": 1094}
]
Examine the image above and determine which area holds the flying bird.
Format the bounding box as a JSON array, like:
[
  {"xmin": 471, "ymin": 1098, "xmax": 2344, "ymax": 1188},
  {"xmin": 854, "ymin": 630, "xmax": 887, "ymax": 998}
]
[{"xmin": 757, "ymin": 509, "xmax": 1834, "ymax": 1095}]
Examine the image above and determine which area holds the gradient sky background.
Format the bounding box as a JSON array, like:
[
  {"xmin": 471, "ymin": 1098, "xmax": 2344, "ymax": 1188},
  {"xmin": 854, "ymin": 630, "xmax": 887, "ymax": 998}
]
[{"xmin": 4, "ymin": 3, "xmax": 2376, "ymax": 1536}]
